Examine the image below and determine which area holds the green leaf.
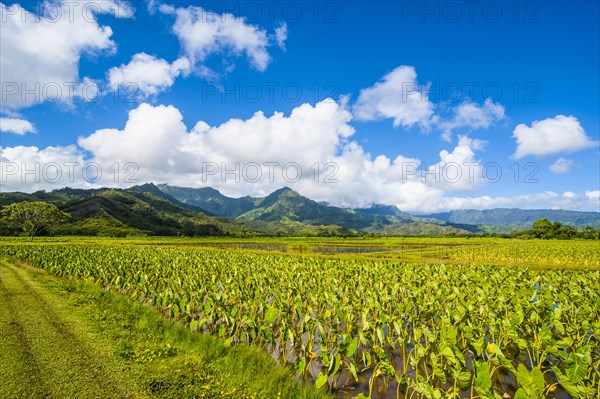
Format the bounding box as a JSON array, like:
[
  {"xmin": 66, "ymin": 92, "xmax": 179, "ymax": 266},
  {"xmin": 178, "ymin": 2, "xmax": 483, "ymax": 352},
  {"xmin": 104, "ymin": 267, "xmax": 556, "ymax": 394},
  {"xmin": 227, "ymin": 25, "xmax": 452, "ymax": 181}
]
[
  {"xmin": 294, "ymin": 357, "xmax": 306, "ymax": 375},
  {"xmin": 347, "ymin": 361, "xmax": 358, "ymax": 381},
  {"xmin": 475, "ymin": 362, "xmax": 492, "ymax": 393},
  {"xmin": 516, "ymin": 364, "xmax": 530, "ymax": 387},
  {"xmin": 328, "ymin": 353, "xmax": 341, "ymax": 377},
  {"xmin": 516, "ymin": 364, "xmax": 544, "ymax": 397},
  {"xmin": 530, "ymin": 367, "xmax": 545, "ymax": 395},
  {"xmin": 456, "ymin": 370, "xmax": 472, "ymax": 390},
  {"xmin": 554, "ymin": 369, "xmax": 581, "ymax": 398},
  {"xmin": 345, "ymin": 337, "xmax": 359, "ymax": 357},
  {"xmin": 315, "ymin": 372, "xmax": 328, "ymax": 389},
  {"xmin": 566, "ymin": 353, "xmax": 589, "ymax": 384},
  {"xmin": 514, "ymin": 388, "xmax": 528, "ymax": 399},
  {"xmin": 440, "ymin": 346, "xmax": 457, "ymax": 365},
  {"xmin": 264, "ymin": 306, "xmax": 278, "ymax": 325}
]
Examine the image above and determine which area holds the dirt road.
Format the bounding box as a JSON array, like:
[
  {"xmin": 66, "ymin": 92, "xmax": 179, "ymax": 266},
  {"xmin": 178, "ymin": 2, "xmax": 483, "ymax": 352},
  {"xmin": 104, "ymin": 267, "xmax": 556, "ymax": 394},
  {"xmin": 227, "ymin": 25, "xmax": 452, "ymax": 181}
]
[{"xmin": 0, "ymin": 261, "xmax": 137, "ymax": 399}]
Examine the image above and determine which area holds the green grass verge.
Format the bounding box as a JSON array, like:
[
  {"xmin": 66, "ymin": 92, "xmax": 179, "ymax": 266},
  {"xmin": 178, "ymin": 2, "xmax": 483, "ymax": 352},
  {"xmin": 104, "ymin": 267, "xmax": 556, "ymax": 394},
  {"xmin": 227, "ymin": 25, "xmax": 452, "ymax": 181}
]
[{"xmin": 0, "ymin": 260, "xmax": 331, "ymax": 399}]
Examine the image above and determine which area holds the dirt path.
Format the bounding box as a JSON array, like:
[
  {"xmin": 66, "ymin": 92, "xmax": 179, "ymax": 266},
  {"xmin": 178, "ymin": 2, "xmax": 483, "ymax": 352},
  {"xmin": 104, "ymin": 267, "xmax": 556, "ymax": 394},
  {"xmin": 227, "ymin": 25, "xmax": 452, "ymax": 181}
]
[{"xmin": 0, "ymin": 261, "xmax": 138, "ymax": 399}]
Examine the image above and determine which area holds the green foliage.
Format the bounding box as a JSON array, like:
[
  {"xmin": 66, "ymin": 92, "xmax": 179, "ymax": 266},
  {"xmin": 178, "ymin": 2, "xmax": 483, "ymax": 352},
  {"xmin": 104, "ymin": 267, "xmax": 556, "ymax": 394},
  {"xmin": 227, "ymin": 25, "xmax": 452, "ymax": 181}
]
[
  {"xmin": 0, "ymin": 185, "xmax": 472, "ymax": 237},
  {"xmin": 1, "ymin": 201, "xmax": 69, "ymax": 240},
  {"xmin": 2, "ymin": 240, "xmax": 598, "ymax": 398},
  {"xmin": 0, "ymin": 187, "xmax": 250, "ymax": 237},
  {"xmin": 0, "ymin": 259, "xmax": 328, "ymax": 399},
  {"xmin": 522, "ymin": 218, "xmax": 590, "ymax": 240},
  {"xmin": 448, "ymin": 239, "xmax": 599, "ymax": 266},
  {"xmin": 161, "ymin": 185, "xmax": 470, "ymax": 235}
]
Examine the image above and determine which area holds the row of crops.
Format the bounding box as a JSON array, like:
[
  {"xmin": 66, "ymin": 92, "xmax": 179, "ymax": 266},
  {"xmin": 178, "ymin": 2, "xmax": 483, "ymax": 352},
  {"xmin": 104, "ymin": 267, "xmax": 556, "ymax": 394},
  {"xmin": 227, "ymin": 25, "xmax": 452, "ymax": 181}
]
[
  {"xmin": 1, "ymin": 243, "xmax": 599, "ymax": 398},
  {"xmin": 445, "ymin": 241, "xmax": 600, "ymax": 267}
]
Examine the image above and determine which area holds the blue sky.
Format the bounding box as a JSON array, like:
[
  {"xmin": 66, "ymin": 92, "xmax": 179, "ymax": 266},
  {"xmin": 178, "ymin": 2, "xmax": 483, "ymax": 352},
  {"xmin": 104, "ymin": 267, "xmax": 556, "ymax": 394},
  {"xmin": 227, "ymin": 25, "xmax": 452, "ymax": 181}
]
[{"xmin": 1, "ymin": 0, "xmax": 599, "ymax": 213}]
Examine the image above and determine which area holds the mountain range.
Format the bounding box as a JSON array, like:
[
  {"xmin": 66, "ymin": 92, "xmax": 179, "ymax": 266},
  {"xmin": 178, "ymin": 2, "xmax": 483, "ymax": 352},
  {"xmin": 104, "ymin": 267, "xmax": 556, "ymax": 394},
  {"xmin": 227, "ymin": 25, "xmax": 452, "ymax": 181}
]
[{"xmin": 0, "ymin": 183, "xmax": 598, "ymax": 237}]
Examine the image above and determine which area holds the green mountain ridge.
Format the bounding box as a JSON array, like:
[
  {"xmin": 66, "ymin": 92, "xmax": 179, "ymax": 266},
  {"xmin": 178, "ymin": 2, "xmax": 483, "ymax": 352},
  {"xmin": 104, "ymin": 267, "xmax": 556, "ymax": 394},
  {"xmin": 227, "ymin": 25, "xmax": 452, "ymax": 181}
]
[
  {"xmin": 0, "ymin": 186, "xmax": 248, "ymax": 237},
  {"xmin": 159, "ymin": 185, "xmax": 474, "ymax": 235},
  {"xmin": 157, "ymin": 184, "xmax": 259, "ymax": 218},
  {"xmin": 424, "ymin": 208, "xmax": 600, "ymax": 229},
  {"xmin": 2, "ymin": 184, "xmax": 597, "ymax": 237}
]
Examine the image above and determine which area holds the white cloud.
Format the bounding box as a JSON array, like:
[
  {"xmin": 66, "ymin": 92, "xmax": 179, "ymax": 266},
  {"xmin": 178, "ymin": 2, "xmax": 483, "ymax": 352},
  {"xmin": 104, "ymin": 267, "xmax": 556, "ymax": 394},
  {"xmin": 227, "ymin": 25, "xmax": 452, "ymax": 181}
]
[
  {"xmin": 187, "ymin": 100, "xmax": 354, "ymax": 166},
  {"xmin": 439, "ymin": 98, "xmax": 505, "ymax": 140},
  {"xmin": 0, "ymin": 0, "xmax": 133, "ymax": 110},
  {"xmin": 353, "ymin": 66, "xmax": 434, "ymax": 129},
  {"xmin": 160, "ymin": 4, "xmax": 276, "ymax": 72},
  {"xmin": 0, "ymin": 118, "xmax": 36, "ymax": 135},
  {"xmin": 0, "ymin": 144, "xmax": 86, "ymax": 192},
  {"xmin": 78, "ymin": 103, "xmax": 189, "ymax": 170},
  {"xmin": 426, "ymin": 136, "xmax": 486, "ymax": 192},
  {"xmin": 513, "ymin": 115, "xmax": 597, "ymax": 159},
  {"xmin": 77, "ymin": 100, "xmax": 355, "ymax": 190},
  {"xmin": 585, "ymin": 190, "xmax": 600, "ymax": 204},
  {"xmin": 419, "ymin": 191, "xmax": 600, "ymax": 213},
  {"xmin": 3, "ymin": 101, "xmax": 599, "ymax": 213},
  {"xmin": 549, "ymin": 158, "xmax": 575, "ymax": 174},
  {"xmin": 107, "ymin": 53, "xmax": 191, "ymax": 98},
  {"xmin": 274, "ymin": 22, "xmax": 288, "ymax": 50}
]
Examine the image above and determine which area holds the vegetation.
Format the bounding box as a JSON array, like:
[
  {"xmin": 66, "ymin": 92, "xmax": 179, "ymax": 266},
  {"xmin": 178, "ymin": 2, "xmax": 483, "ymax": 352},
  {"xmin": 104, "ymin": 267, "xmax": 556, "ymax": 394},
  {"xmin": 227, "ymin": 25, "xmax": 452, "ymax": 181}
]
[
  {"xmin": 0, "ymin": 187, "xmax": 255, "ymax": 237},
  {"xmin": 0, "ymin": 258, "xmax": 329, "ymax": 399},
  {"xmin": 1, "ymin": 186, "xmax": 598, "ymax": 238},
  {"xmin": 424, "ymin": 209, "xmax": 600, "ymax": 230},
  {"xmin": 1, "ymin": 201, "xmax": 68, "ymax": 240},
  {"xmin": 2, "ymin": 238, "xmax": 598, "ymax": 398},
  {"xmin": 447, "ymin": 239, "xmax": 600, "ymax": 267},
  {"xmin": 158, "ymin": 185, "xmax": 472, "ymax": 235},
  {"xmin": 514, "ymin": 219, "xmax": 599, "ymax": 240}
]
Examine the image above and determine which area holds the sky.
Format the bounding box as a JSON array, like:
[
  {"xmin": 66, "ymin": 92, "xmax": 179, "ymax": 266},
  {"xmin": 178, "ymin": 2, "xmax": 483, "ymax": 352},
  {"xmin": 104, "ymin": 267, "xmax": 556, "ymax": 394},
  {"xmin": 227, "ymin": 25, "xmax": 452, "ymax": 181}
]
[{"xmin": 1, "ymin": 0, "xmax": 599, "ymax": 213}]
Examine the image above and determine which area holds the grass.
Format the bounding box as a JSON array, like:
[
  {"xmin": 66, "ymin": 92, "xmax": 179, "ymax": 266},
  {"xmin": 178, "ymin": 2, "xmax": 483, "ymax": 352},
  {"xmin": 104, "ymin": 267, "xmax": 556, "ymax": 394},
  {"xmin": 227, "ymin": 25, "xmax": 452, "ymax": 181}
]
[{"xmin": 0, "ymin": 259, "xmax": 331, "ymax": 399}]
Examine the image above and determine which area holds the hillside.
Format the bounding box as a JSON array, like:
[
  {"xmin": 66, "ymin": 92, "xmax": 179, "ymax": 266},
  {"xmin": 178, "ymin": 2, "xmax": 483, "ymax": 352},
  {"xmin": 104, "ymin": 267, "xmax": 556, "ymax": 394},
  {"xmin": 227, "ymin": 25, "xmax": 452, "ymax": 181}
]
[
  {"xmin": 159, "ymin": 185, "xmax": 473, "ymax": 235},
  {"xmin": 424, "ymin": 208, "xmax": 600, "ymax": 230},
  {"xmin": 157, "ymin": 184, "xmax": 259, "ymax": 217},
  {"xmin": 0, "ymin": 185, "xmax": 251, "ymax": 237},
  {"xmin": 4, "ymin": 184, "xmax": 597, "ymax": 237}
]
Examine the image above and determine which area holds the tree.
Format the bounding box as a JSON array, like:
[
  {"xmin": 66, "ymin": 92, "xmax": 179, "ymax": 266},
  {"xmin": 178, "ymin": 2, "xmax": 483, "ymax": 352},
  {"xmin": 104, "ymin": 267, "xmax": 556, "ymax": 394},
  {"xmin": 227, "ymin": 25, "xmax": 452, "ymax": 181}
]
[
  {"xmin": 1, "ymin": 201, "xmax": 69, "ymax": 241},
  {"xmin": 532, "ymin": 218, "xmax": 553, "ymax": 239},
  {"xmin": 528, "ymin": 218, "xmax": 586, "ymax": 240},
  {"xmin": 583, "ymin": 225, "xmax": 600, "ymax": 240}
]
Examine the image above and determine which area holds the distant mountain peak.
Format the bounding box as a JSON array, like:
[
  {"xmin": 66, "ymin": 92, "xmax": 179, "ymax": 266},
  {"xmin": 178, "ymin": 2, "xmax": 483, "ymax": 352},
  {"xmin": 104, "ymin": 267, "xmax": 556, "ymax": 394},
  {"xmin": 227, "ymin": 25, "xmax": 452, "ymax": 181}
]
[
  {"xmin": 356, "ymin": 204, "xmax": 412, "ymax": 220},
  {"xmin": 131, "ymin": 182, "xmax": 161, "ymax": 193},
  {"xmin": 271, "ymin": 186, "xmax": 295, "ymax": 195}
]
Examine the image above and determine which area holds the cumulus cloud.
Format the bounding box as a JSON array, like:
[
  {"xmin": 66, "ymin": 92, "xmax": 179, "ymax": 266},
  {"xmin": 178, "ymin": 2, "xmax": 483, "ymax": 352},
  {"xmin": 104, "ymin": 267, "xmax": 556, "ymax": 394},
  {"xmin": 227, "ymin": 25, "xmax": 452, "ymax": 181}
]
[
  {"xmin": 76, "ymin": 100, "xmax": 354, "ymax": 191},
  {"xmin": 353, "ymin": 66, "xmax": 434, "ymax": 129},
  {"xmin": 439, "ymin": 98, "xmax": 505, "ymax": 141},
  {"xmin": 586, "ymin": 190, "xmax": 600, "ymax": 205},
  {"xmin": 78, "ymin": 103, "xmax": 189, "ymax": 170},
  {"xmin": 274, "ymin": 22, "xmax": 288, "ymax": 50},
  {"xmin": 0, "ymin": 145, "xmax": 86, "ymax": 192},
  {"xmin": 107, "ymin": 53, "xmax": 191, "ymax": 98},
  {"xmin": 352, "ymin": 66, "xmax": 507, "ymax": 142},
  {"xmin": 3, "ymin": 100, "xmax": 598, "ymax": 213},
  {"xmin": 159, "ymin": 3, "xmax": 282, "ymax": 73},
  {"xmin": 549, "ymin": 158, "xmax": 575, "ymax": 174},
  {"xmin": 513, "ymin": 115, "xmax": 597, "ymax": 159},
  {"xmin": 0, "ymin": 0, "xmax": 133, "ymax": 110},
  {"xmin": 426, "ymin": 136, "xmax": 486, "ymax": 192},
  {"xmin": 0, "ymin": 118, "xmax": 36, "ymax": 135}
]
